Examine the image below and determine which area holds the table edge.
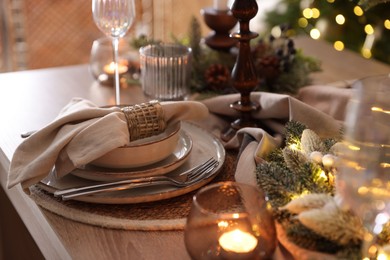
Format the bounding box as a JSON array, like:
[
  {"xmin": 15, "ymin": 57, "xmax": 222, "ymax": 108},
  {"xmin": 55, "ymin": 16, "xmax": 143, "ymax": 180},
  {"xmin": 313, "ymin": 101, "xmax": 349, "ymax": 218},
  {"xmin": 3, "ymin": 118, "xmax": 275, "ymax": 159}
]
[{"xmin": 0, "ymin": 149, "xmax": 71, "ymax": 260}]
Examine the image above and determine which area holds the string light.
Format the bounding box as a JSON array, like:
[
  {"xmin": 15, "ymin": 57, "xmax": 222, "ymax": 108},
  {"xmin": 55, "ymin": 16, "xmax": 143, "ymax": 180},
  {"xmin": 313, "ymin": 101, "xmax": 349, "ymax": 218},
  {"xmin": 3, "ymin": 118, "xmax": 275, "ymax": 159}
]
[
  {"xmin": 364, "ymin": 24, "xmax": 375, "ymax": 34},
  {"xmin": 334, "ymin": 41, "xmax": 344, "ymax": 51},
  {"xmin": 303, "ymin": 8, "xmax": 313, "ymax": 19},
  {"xmin": 319, "ymin": 171, "xmax": 328, "ymax": 181},
  {"xmin": 353, "ymin": 6, "xmax": 364, "ymax": 16},
  {"xmin": 335, "ymin": 14, "xmax": 345, "ymax": 25},
  {"xmin": 361, "ymin": 48, "xmax": 372, "ymax": 59},
  {"xmin": 311, "ymin": 8, "xmax": 320, "ymax": 19},
  {"xmin": 384, "ymin": 19, "xmax": 390, "ymax": 30},
  {"xmin": 298, "ymin": 17, "xmax": 309, "ymax": 28},
  {"xmin": 292, "ymin": 0, "xmax": 389, "ymax": 61},
  {"xmin": 310, "ymin": 28, "xmax": 321, "ymax": 39},
  {"xmin": 289, "ymin": 143, "xmax": 299, "ymax": 151}
]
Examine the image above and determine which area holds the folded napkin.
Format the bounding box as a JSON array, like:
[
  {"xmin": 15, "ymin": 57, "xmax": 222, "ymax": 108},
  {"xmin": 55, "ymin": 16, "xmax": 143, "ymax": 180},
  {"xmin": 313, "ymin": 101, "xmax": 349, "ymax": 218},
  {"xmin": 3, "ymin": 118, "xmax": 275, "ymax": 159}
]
[
  {"xmin": 296, "ymin": 84, "xmax": 352, "ymax": 121},
  {"xmin": 8, "ymin": 98, "xmax": 209, "ymax": 191},
  {"xmin": 200, "ymin": 85, "xmax": 350, "ymax": 185}
]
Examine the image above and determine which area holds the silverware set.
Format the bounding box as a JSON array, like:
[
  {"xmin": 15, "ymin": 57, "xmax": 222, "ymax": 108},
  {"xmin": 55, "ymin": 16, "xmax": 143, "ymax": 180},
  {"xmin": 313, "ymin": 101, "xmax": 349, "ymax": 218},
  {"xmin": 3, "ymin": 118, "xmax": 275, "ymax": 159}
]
[{"xmin": 54, "ymin": 158, "xmax": 219, "ymax": 200}]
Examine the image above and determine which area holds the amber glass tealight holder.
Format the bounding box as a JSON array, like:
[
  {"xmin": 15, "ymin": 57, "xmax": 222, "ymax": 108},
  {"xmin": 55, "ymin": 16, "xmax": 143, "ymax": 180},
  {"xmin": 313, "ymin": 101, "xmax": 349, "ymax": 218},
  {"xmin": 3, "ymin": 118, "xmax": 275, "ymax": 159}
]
[
  {"xmin": 184, "ymin": 182, "xmax": 276, "ymax": 260},
  {"xmin": 89, "ymin": 37, "xmax": 140, "ymax": 86}
]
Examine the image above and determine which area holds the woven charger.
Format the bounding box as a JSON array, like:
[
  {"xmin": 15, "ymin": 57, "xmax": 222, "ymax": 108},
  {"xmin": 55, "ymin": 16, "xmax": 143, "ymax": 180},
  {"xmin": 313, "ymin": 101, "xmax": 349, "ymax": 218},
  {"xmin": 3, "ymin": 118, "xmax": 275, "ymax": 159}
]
[{"xmin": 29, "ymin": 151, "xmax": 236, "ymax": 231}]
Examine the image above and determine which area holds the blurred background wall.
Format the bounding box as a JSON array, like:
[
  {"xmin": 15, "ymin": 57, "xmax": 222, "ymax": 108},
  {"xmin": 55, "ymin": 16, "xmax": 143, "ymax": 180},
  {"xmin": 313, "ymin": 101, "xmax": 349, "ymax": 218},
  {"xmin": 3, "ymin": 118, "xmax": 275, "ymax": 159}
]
[{"xmin": 0, "ymin": 0, "xmax": 278, "ymax": 72}]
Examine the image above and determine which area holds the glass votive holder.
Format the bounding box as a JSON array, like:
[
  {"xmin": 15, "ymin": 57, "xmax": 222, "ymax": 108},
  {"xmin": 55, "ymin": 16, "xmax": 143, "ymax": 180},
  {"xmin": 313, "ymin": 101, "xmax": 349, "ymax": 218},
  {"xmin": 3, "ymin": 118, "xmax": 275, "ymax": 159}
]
[
  {"xmin": 139, "ymin": 43, "xmax": 192, "ymax": 101},
  {"xmin": 184, "ymin": 181, "xmax": 276, "ymax": 260},
  {"xmin": 89, "ymin": 37, "xmax": 140, "ymax": 86}
]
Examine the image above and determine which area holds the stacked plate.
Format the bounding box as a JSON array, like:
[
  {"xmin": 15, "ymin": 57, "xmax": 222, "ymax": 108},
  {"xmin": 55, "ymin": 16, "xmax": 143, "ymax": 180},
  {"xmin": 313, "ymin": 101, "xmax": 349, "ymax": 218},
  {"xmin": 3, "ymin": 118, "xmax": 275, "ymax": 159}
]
[{"xmin": 39, "ymin": 122, "xmax": 225, "ymax": 204}]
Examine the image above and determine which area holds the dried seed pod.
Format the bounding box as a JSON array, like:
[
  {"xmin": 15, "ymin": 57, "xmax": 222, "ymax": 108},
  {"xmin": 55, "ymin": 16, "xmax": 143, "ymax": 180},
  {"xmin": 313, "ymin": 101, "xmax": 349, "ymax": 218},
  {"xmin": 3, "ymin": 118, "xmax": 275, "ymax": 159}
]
[
  {"xmin": 281, "ymin": 193, "xmax": 333, "ymax": 214},
  {"xmin": 298, "ymin": 199, "xmax": 365, "ymax": 246},
  {"xmin": 301, "ymin": 129, "xmax": 326, "ymax": 155}
]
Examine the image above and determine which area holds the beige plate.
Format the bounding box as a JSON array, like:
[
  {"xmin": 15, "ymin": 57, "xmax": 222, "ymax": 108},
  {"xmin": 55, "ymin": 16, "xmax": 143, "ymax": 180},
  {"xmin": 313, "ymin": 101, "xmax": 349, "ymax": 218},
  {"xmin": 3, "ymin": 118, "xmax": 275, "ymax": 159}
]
[
  {"xmin": 38, "ymin": 122, "xmax": 225, "ymax": 204},
  {"xmin": 71, "ymin": 130, "xmax": 192, "ymax": 181}
]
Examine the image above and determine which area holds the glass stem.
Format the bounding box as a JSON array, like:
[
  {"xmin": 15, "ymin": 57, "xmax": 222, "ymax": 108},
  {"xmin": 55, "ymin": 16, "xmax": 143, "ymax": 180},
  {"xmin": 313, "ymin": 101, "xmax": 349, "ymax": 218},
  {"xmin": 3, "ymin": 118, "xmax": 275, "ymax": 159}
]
[
  {"xmin": 112, "ymin": 37, "xmax": 120, "ymax": 105},
  {"xmin": 362, "ymin": 230, "xmax": 380, "ymax": 260}
]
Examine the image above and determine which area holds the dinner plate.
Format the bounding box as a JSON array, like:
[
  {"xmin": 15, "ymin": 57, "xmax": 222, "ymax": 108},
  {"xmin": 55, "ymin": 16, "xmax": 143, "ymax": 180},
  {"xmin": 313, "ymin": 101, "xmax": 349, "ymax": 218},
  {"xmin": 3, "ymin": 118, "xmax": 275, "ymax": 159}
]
[
  {"xmin": 71, "ymin": 130, "xmax": 193, "ymax": 181},
  {"xmin": 37, "ymin": 122, "xmax": 226, "ymax": 204}
]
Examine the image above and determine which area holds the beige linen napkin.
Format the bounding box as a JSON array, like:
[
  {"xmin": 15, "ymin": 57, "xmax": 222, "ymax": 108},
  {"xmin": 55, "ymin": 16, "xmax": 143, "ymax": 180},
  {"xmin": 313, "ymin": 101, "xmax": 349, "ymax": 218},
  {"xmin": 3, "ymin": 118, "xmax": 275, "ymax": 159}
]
[
  {"xmin": 8, "ymin": 98, "xmax": 209, "ymax": 190},
  {"xmin": 200, "ymin": 86, "xmax": 350, "ymax": 185},
  {"xmin": 296, "ymin": 84, "xmax": 352, "ymax": 121}
]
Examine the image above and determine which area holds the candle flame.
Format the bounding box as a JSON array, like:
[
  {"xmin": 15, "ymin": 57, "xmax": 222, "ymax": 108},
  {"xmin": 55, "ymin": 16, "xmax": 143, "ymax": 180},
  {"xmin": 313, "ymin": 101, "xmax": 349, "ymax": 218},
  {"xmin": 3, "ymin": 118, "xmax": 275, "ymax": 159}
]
[{"xmin": 219, "ymin": 229, "xmax": 258, "ymax": 253}]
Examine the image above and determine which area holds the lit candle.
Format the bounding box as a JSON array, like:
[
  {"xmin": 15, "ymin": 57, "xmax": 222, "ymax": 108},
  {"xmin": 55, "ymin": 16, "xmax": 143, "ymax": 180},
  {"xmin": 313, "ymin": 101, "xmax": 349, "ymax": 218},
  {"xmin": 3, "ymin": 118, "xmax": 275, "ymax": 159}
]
[
  {"xmin": 103, "ymin": 61, "xmax": 128, "ymax": 75},
  {"xmin": 213, "ymin": 0, "xmax": 228, "ymax": 11},
  {"xmin": 219, "ymin": 229, "xmax": 258, "ymax": 254}
]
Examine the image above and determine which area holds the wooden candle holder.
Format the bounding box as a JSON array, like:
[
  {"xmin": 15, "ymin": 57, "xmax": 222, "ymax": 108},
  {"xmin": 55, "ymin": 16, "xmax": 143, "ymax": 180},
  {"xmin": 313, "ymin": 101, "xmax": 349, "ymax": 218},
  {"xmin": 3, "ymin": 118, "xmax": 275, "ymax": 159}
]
[
  {"xmin": 221, "ymin": 0, "xmax": 260, "ymax": 142},
  {"xmin": 201, "ymin": 7, "xmax": 238, "ymax": 52}
]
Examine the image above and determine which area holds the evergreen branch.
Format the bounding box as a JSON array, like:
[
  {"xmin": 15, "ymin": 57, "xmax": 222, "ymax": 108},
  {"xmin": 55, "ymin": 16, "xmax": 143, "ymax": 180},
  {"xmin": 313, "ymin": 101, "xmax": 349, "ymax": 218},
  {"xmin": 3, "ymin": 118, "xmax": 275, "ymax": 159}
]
[{"xmin": 285, "ymin": 219, "xmax": 342, "ymax": 253}]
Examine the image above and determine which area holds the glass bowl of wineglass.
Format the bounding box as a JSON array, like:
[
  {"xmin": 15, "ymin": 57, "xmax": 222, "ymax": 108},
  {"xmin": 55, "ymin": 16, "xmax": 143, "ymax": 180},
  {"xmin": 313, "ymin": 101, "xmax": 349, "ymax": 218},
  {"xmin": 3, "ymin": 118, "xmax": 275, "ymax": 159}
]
[
  {"xmin": 92, "ymin": 0, "xmax": 136, "ymax": 105},
  {"xmin": 336, "ymin": 74, "xmax": 390, "ymax": 259}
]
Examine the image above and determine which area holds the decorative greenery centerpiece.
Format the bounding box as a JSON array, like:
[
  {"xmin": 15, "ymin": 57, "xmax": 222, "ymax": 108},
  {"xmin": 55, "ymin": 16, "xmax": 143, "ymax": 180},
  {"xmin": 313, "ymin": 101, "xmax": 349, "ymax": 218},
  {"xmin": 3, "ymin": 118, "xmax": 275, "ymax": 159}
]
[
  {"xmin": 131, "ymin": 18, "xmax": 321, "ymax": 96},
  {"xmin": 359, "ymin": 0, "xmax": 390, "ymax": 9},
  {"xmin": 255, "ymin": 121, "xmax": 390, "ymax": 258},
  {"xmin": 263, "ymin": 0, "xmax": 390, "ymax": 64}
]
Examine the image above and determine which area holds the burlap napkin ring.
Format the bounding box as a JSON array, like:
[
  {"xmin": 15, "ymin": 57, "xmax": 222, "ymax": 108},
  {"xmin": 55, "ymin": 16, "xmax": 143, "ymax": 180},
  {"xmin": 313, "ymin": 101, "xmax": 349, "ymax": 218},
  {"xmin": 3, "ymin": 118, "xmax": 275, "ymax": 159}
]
[{"xmin": 121, "ymin": 101, "xmax": 166, "ymax": 141}]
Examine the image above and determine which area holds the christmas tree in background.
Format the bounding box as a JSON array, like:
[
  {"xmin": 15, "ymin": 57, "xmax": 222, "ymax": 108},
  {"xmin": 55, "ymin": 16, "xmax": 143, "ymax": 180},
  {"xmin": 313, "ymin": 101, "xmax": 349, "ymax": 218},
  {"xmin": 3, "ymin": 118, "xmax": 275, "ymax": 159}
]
[{"xmin": 262, "ymin": 0, "xmax": 390, "ymax": 64}]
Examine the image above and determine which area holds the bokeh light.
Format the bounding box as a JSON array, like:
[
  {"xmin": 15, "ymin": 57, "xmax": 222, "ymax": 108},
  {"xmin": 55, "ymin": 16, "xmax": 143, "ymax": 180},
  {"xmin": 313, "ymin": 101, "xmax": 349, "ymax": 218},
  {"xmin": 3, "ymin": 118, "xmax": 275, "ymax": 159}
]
[
  {"xmin": 335, "ymin": 14, "xmax": 345, "ymax": 25},
  {"xmin": 303, "ymin": 8, "xmax": 313, "ymax": 19},
  {"xmin": 312, "ymin": 8, "xmax": 320, "ymax": 19},
  {"xmin": 310, "ymin": 28, "xmax": 321, "ymax": 39},
  {"xmin": 384, "ymin": 19, "xmax": 390, "ymax": 30},
  {"xmin": 365, "ymin": 24, "xmax": 374, "ymax": 35},
  {"xmin": 298, "ymin": 17, "xmax": 309, "ymax": 28},
  {"xmin": 334, "ymin": 41, "xmax": 344, "ymax": 51},
  {"xmin": 361, "ymin": 48, "xmax": 372, "ymax": 59},
  {"xmin": 354, "ymin": 6, "xmax": 364, "ymax": 16}
]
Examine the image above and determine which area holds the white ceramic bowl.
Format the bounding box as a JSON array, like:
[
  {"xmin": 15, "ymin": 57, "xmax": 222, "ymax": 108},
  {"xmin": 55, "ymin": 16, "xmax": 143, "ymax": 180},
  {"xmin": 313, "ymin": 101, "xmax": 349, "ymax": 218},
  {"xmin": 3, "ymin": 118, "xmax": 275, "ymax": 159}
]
[{"xmin": 91, "ymin": 123, "xmax": 181, "ymax": 169}]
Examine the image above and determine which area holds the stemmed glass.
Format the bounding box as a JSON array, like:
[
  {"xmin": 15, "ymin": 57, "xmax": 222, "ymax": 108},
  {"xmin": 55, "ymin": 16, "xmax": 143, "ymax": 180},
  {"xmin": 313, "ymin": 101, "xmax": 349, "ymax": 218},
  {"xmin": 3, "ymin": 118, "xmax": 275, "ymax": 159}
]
[
  {"xmin": 92, "ymin": 0, "xmax": 135, "ymax": 105},
  {"xmin": 336, "ymin": 74, "xmax": 390, "ymax": 259}
]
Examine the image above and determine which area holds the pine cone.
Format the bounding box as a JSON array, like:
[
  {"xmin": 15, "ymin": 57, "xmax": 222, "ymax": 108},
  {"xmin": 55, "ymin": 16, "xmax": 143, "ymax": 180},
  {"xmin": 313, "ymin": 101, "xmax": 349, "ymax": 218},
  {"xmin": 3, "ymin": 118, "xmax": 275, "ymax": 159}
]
[
  {"xmin": 256, "ymin": 55, "xmax": 281, "ymax": 81},
  {"xmin": 252, "ymin": 40, "xmax": 269, "ymax": 57},
  {"xmin": 204, "ymin": 64, "xmax": 231, "ymax": 91}
]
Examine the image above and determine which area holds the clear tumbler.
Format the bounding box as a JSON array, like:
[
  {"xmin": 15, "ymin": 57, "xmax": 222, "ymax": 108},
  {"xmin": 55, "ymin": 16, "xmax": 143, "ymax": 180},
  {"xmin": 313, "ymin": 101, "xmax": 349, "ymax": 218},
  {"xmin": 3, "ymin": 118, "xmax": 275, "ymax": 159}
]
[{"xmin": 139, "ymin": 43, "xmax": 192, "ymax": 101}]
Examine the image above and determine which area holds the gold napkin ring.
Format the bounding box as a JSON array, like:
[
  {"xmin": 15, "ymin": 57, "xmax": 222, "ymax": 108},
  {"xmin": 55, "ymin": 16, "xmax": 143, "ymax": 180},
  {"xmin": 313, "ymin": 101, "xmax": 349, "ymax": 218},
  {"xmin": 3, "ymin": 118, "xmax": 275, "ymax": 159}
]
[{"xmin": 121, "ymin": 101, "xmax": 166, "ymax": 141}]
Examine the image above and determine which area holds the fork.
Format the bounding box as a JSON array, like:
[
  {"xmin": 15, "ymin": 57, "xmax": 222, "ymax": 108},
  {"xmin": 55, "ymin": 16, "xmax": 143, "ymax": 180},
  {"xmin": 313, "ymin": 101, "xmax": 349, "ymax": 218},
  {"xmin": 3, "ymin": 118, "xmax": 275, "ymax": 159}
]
[{"xmin": 55, "ymin": 158, "xmax": 219, "ymax": 200}]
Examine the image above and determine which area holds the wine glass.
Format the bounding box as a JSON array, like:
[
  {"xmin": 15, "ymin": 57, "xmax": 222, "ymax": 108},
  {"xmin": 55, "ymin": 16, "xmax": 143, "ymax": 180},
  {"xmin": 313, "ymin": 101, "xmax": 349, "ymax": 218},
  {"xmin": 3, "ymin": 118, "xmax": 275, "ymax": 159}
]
[
  {"xmin": 336, "ymin": 74, "xmax": 390, "ymax": 259},
  {"xmin": 92, "ymin": 0, "xmax": 135, "ymax": 105}
]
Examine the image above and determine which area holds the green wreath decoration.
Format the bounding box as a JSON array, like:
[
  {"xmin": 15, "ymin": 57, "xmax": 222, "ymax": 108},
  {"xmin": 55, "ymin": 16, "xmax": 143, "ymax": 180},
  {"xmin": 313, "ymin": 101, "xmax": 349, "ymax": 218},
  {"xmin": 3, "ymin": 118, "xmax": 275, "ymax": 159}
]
[{"xmin": 255, "ymin": 121, "xmax": 390, "ymax": 258}]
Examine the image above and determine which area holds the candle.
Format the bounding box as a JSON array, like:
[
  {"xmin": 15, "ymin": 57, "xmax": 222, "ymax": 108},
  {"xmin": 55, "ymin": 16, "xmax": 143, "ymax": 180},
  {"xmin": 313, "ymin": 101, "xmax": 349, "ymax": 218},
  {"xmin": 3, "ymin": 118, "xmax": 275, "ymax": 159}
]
[
  {"xmin": 219, "ymin": 229, "xmax": 258, "ymax": 253},
  {"xmin": 103, "ymin": 61, "xmax": 128, "ymax": 75},
  {"xmin": 213, "ymin": 0, "xmax": 228, "ymax": 11}
]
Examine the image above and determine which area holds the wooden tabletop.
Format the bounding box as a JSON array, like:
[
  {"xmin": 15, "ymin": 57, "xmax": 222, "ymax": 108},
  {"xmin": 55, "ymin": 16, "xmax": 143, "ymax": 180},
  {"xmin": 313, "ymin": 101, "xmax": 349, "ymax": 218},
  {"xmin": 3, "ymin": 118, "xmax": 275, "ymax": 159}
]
[{"xmin": 0, "ymin": 37, "xmax": 389, "ymax": 260}]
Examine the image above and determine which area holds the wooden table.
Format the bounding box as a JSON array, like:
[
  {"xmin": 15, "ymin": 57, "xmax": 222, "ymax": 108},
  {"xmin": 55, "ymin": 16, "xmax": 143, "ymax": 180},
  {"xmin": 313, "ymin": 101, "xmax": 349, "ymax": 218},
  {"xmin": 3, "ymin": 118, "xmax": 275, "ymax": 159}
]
[{"xmin": 0, "ymin": 37, "xmax": 389, "ymax": 259}]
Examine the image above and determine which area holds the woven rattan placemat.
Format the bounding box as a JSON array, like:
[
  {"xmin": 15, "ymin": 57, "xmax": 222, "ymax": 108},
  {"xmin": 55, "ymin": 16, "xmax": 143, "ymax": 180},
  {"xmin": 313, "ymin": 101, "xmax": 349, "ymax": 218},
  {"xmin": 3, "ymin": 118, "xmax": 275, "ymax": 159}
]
[{"xmin": 30, "ymin": 151, "xmax": 237, "ymax": 231}]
